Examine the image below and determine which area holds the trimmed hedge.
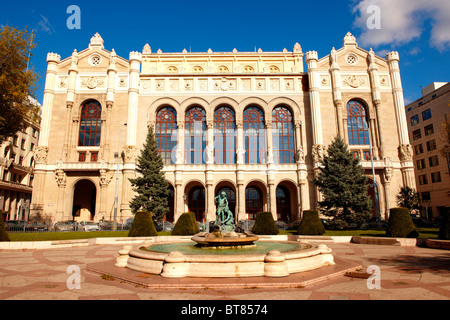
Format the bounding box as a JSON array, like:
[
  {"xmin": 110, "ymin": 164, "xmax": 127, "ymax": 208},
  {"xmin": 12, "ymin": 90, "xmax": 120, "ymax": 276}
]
[
  {"xmin": 172, "ymin": 212, "xmax": 200, "ymax": 235},
  {"xmin": 438, "ymin": 207, "xmax": 450, "ymax": 240},
  {"xmin": 0, "ymin": 214, "xmax": 10, "ymax": 242},
  {"xmin": 251, "ymin": 212, "xmax": 279, "ymax": 235},
  {"xmin": 386, "ymin": 207, "xmax": 419, "ymax": 238},
  {"xmin": 128, "ymin": 211, "xmax": 158, "ymax": 237},
  {"xmin": 297, "ymin": 210, "xmax": 325, "ymax": 235}
]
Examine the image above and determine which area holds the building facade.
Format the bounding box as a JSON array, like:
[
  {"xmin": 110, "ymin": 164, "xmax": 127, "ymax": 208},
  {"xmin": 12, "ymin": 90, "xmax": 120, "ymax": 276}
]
[
  {"xmin": 30, "ymin": 32, "xmax": 415, "ymax": 224},
  {"xmin": 405, "ymin": 82, "xmax": 450, "ymax": 219},
  {"xmin": 1, "ymin": 97, "xmax": 41, "ymax": 221}
]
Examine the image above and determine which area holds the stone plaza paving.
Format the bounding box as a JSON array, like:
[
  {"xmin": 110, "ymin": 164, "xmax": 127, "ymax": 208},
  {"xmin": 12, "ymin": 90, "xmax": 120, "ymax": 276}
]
[{"xmin": 0, "ymin": 241, "xmax": 449, "ymax": 300}]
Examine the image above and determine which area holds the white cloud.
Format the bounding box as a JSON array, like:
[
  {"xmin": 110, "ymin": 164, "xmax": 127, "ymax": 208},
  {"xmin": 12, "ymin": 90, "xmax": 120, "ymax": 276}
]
[
  {"xmin": 352, "ymin": 0, "xmax": 450, "ymax": 51},
  {"xmin": 36, "ymin": 15, "xmax": 55, "ymax": 35}
]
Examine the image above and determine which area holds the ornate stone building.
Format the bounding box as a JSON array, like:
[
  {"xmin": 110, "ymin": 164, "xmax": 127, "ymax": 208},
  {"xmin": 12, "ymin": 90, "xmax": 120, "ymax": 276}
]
[
  {"xmin": 1, "ymin": 97, "xmax": 41, "ymax": 221},
  {"xmin": 30, "ymin": 32, "xmax": 415, "ymax": 224}
]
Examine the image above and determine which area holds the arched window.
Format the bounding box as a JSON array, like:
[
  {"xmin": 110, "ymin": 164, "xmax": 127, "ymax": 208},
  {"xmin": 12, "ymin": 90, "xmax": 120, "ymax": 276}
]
[
  {"xmin": 79, "ymin": 100, "xmax": 102, "ymax": 147},
  {"xmin": 347, "ymin": 100, "xmax": 370, "ymax": 145},
  {"xmin": 185, "ymin": 106, "xmax": 206, "ymax": 164},
  {"xmin": 272, "ymin": 106, "xmax": 295, "ymax": 164},
  {"xmin": 166, "ymin": 185, "xmax": 175, "ymax": 222},
  {"xmin": 155, "ymin": 107, "xmax": 178, "ymax": 165},
  {"xmin": 245, "ymin": 186, "xmax": 263, "ymax": 220},
  {"xmin": 188, "ymin": 186, "xmax": 205, "ymax": 222},
  {"xmin": 276, "ymin": 185, "xmax": 290, "ymax": 222},
  {"xmin": 243, "ymin": 106, "xmax": 265, "ymax": 164},
  {"xmin": 214, "ymin": 106, "xmax": 236, "ymax": 164}
]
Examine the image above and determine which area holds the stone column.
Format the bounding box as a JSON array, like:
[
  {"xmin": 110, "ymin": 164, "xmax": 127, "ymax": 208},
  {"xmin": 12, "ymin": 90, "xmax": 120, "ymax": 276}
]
[
  {"xmin": 63, "ymin": 50, "xmax": 78, "ymax": 160},
  {"xmin": 368, "ymin": 49, "xmax": 384, "ymax": 159},
  {"xmin": 305, "ymin": 51, "xmax": 323, "ymax": 149},
  {"xmin": 386, "ymin": 51, "xmax": 415, "ymax": 188},
  {"xmin": 39, "ymin": 53, "xmax": 60, "ymax": 150},
  {"xmin": 175, "ymin": 183, "xmax": 184, "ymax": 222},
  {"xmin": 125, "ymin": 51, "xmax": 142, "ymax": 147},
  {"xmin": 176, "ymin": 121, "xmax": 185, "ymax": 165},
  {"xmin": 329, "ymin": 47, "xmax": 344, "ymax": 138},
  {"xmin": 120, "ymin": 51, "xmax": 142, "ymax": 219},
  {"xmin": 30, "ymin": 53, "xmax": 60, "ymax": 219},
  {"xmin": 104, "ymin": 50, "xmax": 117, "ymax": 161},
  {"xmin": 54, "ymin": 169, "xmax": 67, "ymax": 221}
]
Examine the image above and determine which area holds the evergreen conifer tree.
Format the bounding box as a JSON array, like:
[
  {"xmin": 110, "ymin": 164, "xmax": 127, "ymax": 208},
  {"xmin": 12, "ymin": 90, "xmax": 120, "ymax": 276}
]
[
  {"xmin": 129, "ymin": 125, "xmax": 169, "ymax": 222},
  {"xmin": 312, "ymin": 136, "xmax": 372, "ymax": 229}
]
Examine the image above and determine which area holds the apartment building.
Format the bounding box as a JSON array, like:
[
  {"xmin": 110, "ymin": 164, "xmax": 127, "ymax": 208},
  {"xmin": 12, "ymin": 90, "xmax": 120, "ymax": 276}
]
[
  {"xmin": 406, "ymin": 82, "xmax": 450, "ymax": 219},
  {"xmin": 0, "ymin": 97, "xmax": 41, "ymax": 221}
]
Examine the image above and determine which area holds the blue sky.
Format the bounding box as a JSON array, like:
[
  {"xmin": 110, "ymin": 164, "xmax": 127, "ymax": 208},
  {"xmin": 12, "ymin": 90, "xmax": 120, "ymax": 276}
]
[{"xmin": 1, "ymin": 0, "xmax": 449, "ymax": 106}]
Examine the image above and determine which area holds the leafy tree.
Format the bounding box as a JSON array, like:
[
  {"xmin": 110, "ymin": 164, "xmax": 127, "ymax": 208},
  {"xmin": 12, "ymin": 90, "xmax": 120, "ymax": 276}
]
[
  {"xmin": 129, "ymin": 126, "xmax": 169, "ymax": 222},
  {"xmin": 312, "ymin": 136, "xmax": 372, "ymax": 229},
  {"xmin": 396, "ymin": 186, "xmax": 421, "ymax": 212},
  {"xmin": 0, "ymin": 26, "xmax": 40, "ymax": 143}
]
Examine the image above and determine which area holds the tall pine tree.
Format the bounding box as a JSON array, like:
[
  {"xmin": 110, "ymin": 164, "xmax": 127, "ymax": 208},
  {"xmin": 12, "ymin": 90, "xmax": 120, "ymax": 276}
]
[
  {"xmin": 312, "ymin": 136, "xmax": 372, "ymax": 229},
  {"xmin": 129, "ymin": 125, "xmax": 169, "ymax": 222}
]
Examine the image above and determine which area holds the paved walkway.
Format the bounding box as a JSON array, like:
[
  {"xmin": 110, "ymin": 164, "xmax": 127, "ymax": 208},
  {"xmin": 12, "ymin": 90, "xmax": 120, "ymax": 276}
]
[{"xmin": 0, "ymin": 242, "xmax": 449, "ymax": 300}]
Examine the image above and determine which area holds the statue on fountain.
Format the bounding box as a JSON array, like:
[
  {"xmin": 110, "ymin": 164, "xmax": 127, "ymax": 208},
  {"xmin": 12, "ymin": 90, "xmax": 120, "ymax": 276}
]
[{"xmin": 214, "ymin": 191, "xmax": 235, "ymax": 233}]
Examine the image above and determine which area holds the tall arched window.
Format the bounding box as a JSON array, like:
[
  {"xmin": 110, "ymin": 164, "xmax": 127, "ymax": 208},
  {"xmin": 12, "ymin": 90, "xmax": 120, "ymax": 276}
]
[
  {"xmin": 347, "ymin": 100, "xmax": 370, "ymax": 145},
  {"xmin": 185, "ymin": 106, "xmax": 206, "ymax": 164},
  {"xmin": 79, "ymin": 100, "xmax": 102, "ymax": 146},
  {"xmin": 245, "ymin": 186, "xmax": 263, "ymax": 220},
  {"xmin": 243, "ymin": 106, "xmax": 265, "ymax": 164},
  {"xmin": 155, "ymin": 107, "xmax": 178, "ymax": 165},
  {"xmin": 272, "ymin": 106, "xmax": 295, "ymax": 164},
  {"xmin": 188, "ymin": 186, "xmax": 205, "ymax": 222},
  {"xmin": 214, "ymin": 106, "xmax": 236, "ymax": 164}
]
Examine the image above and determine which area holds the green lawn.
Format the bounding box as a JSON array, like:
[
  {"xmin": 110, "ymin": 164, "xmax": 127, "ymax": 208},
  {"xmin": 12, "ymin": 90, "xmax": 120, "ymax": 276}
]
[
  {"xmin": 6, "ymin": 228, "xmax": 439, "ymax": 242},
  {"xmin": 280, "ymin": 227, "xmax": 439, "ymax": 239}
]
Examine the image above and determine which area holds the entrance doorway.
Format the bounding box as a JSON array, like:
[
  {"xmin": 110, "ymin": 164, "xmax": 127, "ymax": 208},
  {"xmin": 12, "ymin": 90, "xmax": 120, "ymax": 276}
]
[
  {"xmin": 188, "ymin": 186, "xmax": 205, "ymax": 222},
  {"xmin": 72, "ymin": 179, "xmax": 97, "ymax": 220}
]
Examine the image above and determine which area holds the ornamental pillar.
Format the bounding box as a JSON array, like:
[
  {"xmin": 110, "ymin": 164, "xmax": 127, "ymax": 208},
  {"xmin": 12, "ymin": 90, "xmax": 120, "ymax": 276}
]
[
  {"xmin": 386, "ymin": 51, "xmax": 415, "ymax": 188},
  {"xmin": 30, "ymin": 52, "xmax": 60, "ymax": 220},
  {"xmin": 305, "ymin": 51, "xmax": 323, "ymax": 148},
  {"xmin": 125, "ymin": 51, "xmax": 142, "ymax": 147},
  {"xmin": 329, "ymin": 47, "xmax": 344, "ymax": 138}
]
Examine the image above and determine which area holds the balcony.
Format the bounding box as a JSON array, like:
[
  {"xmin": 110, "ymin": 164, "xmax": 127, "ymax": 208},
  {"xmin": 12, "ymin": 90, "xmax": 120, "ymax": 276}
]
[{"xmin": 0, "ymin": 180, "xmax": 33, "ymax": 193}]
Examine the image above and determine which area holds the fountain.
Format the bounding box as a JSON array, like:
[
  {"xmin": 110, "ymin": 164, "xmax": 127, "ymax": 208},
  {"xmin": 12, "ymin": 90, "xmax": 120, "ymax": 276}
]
[{"xmin": 115, "ymin": 192, "xmax": 335, "ymax": 278}]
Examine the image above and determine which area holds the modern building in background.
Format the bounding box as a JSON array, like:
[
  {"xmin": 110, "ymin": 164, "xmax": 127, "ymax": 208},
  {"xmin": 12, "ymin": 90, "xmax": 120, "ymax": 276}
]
[
  {"xmin": 30, "ymin": 32, "xmax": 415, "ymax": 224},
  {"xmin": 406, "ymin": 82, "xmax": 450, "ymax": 219},
  {"xmin": 0, "ymin": 97, "xmax": 41, "ymax": 221}
]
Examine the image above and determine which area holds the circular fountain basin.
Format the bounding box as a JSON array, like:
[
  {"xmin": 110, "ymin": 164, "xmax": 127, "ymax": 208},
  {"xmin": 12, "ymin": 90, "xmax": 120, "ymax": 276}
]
[{"xmin": 116, "ymin": 239, "xmax": 335, "ymax": 278}]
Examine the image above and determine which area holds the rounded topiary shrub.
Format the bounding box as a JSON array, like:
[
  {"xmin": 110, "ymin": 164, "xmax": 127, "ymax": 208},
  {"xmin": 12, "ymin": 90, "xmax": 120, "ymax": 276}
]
[
  {"xmin": 297, "ymin": 210, "xmax": 325, "ymax": 235},
  {"xmin": 251, "ymin": 212, "xmax": 279, "ymax": 235},
  {"xmin": 386, "ymin": 207, "xmax": 419, "ymax": 238},
  {"xmin": 0, "ymin": 214, "xmax": 10, "ymax": 242},
  {"xmin": 438, "ymin": 207, "xmax": 450, "ymax": 240},
  {"xmin": 128, "ymin": 211, "xmax": 158, "ymax": 237},
  {"xmin": 172, "ymin": 212, "xmax": 200, "ymax": 235}
]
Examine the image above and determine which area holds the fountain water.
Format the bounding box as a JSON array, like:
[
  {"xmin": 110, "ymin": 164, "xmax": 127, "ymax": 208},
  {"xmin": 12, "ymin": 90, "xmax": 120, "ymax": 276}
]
[{"xmin": 116, "ymin": 192, "xmax": 335, "ymax": 278}]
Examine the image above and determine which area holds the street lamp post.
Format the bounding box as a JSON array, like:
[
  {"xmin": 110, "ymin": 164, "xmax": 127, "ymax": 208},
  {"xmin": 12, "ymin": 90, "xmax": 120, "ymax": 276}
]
[{"xmin": 113, "ymin": 123, "xmax": 127, "ymax": 231}]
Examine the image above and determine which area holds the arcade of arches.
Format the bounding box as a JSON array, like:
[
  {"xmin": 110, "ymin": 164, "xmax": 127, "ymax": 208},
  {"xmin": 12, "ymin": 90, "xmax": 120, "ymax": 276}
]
[{"xmin": 30, "ymin": 33, "xmax": 416, "ymax": 225}]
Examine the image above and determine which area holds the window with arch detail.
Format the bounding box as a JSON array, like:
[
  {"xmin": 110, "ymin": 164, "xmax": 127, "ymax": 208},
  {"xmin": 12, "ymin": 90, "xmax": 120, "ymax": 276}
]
[
  {"xmin": 347, "ymin": 100, "xmax": 370, "ymax": 145},
  {"xmin": 243, "ymin": 106, "xmax": 266, "ymax": 164},
  {"xmin": 214, "ymin": 106, "xmax": 236, "ymax": 164},
  {"xmin": 272, "ymin": 106, "xmax": 295, "ymax": 164},
  {"xmin": 155, "ymin": 107, "xmax": 178, "ymax": 165},
  {"xmin": 185, "ymin": 106, "xmax": 206, "ymax": 164},
  {"xmin": 245, "ymin": 186, "xmax": 263, "ymax": 220},
  {"xmin": 79, "ymin": 100, "xmax": 102, "ymax": 147},
  {"xmin": 217, "ymin": 65, "xmax": 229, "ymax": 72}
]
